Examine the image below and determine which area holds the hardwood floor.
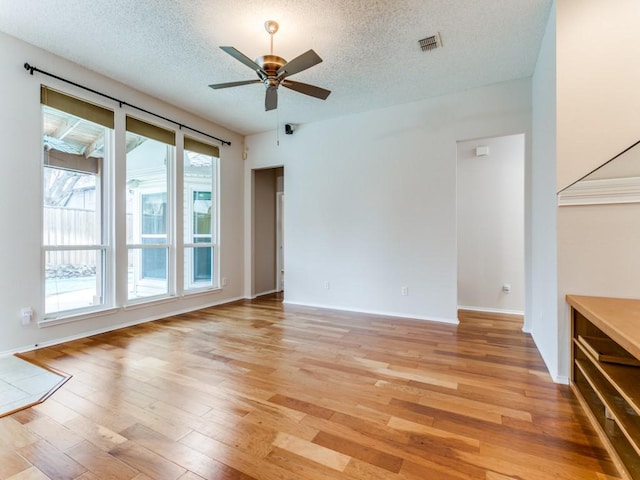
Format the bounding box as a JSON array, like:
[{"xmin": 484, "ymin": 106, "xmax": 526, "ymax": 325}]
[{"xmin": 1, "ymin": 295, "xmax": 621, "ymax": 480}]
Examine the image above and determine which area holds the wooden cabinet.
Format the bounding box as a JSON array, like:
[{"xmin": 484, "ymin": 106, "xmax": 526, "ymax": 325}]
[{"xmin": 567, "ymin": 295, "xmax": 640, "ymax": 480}]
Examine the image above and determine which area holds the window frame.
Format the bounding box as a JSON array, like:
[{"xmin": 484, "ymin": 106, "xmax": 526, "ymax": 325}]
[
  {"xmin": 40, "ymin": 89, "xmax": 115, "ymax": 320},
  {"xmin": 38, "ymin": 87, "xmax": 223, "ymax": 323},
  {"xmin": 125, "ymin": 117, "xmax": 176, "ymax": 305},
  {"xmin": 182, "ymin": 138, "xmax": 220, "ymax": 294}
]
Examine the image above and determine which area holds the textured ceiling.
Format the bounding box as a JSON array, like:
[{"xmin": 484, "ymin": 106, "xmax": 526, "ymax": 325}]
[{"xmin": 0, "ymin": 0, "xmax": 552, "ymax": 136}]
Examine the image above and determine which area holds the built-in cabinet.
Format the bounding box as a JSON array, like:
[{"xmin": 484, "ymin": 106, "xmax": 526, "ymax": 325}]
[{"xmin": 568, "ymin": 295, "xmax": 640, "ymax": 480}]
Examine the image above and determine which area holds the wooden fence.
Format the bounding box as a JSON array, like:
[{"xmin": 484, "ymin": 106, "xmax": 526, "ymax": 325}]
[{"xmin": 43, "ymin": 206, "xmax": 97, "ymax": 269}]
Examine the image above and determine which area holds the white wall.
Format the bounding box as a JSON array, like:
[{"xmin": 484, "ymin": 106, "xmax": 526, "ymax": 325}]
[
  {"xmin": 559, "ymin": 204, "xmax": 640, "ymax": 295},
  {"xmin": 245, "ymin": 79, "xmax": 532, "ymax": 324},
  {"xmin": 0, "ymin": 32, "xmax": 245, "ymax": 355},
  {"xmin": 530, "ymin": 2, "xmax": 560, "ymax": 381},
  {"xmin": 556, "ymin": 0, "xmax": 640, "ymax": 379},
  {"xmin": 557, "ymin": 0, "xmax": 640, "ymax": 190},
  {"xmin": 457, "ymin": 134, "xmax": 525, "ymax": 314}
]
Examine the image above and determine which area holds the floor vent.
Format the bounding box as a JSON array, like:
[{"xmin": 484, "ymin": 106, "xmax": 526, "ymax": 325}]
[{"xmin": 419, "ymin": 33, "xmax": 442, "ymax": 52}]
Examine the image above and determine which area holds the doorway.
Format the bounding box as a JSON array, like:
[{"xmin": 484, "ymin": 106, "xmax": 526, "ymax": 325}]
[
  {"xmin": 456, "ymin": 134, "xmax": 525, "ymax": 318},
  {"xmin": 252, "ymin": 166, "xmax": 284, "ymax": 297}
]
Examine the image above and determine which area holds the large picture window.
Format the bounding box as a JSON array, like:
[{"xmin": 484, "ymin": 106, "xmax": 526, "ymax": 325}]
[
  {"xmin": 41, "ymin": 87, "xmax": 114, "ymax": 317},
  {"xmin": 126, "ymin": 116, "xmax": 175, "ymax": 301},
  {"xmin": 183, "ymin": 137, "xmax": 219, "ymax": 291},
  {"xmin": 41, "ymin": 88, "xmax": 221, "ymax": 318}
]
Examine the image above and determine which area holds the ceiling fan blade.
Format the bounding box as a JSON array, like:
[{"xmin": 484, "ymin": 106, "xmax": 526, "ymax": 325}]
[
  {"xmin": 281, "ymin": 80, "xmax": 331, "ymax": 100},
  {"xmin": 209, "ymin": 79, "xmax": 262, "ymax": 89},
  {"xmin": 276, "ymin": 49, "xmax": 322, "ymax": 79},
  {"xmin": 220, "ymin": 46, "xmax": 266, "ymax": 76},
  {"xmin": 265, "ymin": 86, "xmax": 278, "ymax": 111}
]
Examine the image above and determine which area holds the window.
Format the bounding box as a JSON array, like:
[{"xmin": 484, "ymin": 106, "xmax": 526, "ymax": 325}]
[
  {"xmin": 183, "ymin": 137, "xmax": 219, "ymax": 291},
  {"xmin": 41, "ymin": 87, "xmax": 114, "ymax": 317},
  {"xmin": 40, "ymin": 88, "xmax": 222, "ymax": 318},
  {"xmin": 126, "ymin": 117, "xmax": 175, "ymax": 301}
]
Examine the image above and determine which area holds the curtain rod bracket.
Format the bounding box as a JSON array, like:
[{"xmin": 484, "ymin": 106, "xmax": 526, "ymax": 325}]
[{"xmin": 24, "ymin": 62, "xmax": 231, "ymax": 147}]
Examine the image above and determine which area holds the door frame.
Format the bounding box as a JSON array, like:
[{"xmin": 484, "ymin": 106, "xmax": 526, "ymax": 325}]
[{"xmin": 276, "ymin": 191, "xmax": 284, "ymax": 292}]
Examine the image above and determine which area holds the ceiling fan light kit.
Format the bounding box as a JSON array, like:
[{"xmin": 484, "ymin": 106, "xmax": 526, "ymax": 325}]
[
  {"xmin": 209, "ymin": 20, "xmax": 331, "ymax": 111},
  {"xmin": 265, "ymin": 20, "xmax": 278, "ymax": 33}
]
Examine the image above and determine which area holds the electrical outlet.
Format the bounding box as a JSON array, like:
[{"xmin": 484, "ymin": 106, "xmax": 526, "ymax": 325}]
[
  {"xmin": 401, "ymin": 286, "xmax": 408, "ymax": 296},
  {"xmin": 221, "ymin": 277, "xmax": 228, "ymax": 286},
  {"xmin": 502, "ymin": 284, "xmax": 511, "ymax": 294},
  {"xmin": 324, "ymin": 281, "xmax": 330, "ymax": 290}
]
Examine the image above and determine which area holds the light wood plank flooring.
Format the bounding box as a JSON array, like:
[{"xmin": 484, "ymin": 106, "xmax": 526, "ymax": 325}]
[{"xmin": 1, "ymin": 295, "xmax": 621, "ymax": 480}]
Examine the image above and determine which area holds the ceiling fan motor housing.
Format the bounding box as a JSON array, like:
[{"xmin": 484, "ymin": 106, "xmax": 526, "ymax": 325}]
[{"xmin": 256, "ymin": 55, "xmax": 286, "ymax": 88}]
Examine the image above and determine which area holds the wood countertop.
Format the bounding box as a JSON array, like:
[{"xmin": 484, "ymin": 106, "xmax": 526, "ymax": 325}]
[{"xmin": 567, "ymin": 295, "xmax": 640, "ymax": 361}]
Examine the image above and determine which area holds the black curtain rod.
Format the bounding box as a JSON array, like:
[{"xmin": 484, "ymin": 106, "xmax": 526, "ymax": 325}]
[{"xmin": 24, "ymin": 62, "xmax": 231, "ymax": 147}]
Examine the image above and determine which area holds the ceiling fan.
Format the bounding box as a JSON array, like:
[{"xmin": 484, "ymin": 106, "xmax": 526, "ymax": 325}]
[{"xmin": 209, "ymin": 20, "xmax": 331, "ymax": 111}]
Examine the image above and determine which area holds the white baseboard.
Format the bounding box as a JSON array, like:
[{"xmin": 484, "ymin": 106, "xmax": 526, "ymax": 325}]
[
  {"xmin": 251, "ymin": 289, "xmax": 279, "ymax": 299},
  {"xmin": 283, "ymin": 300, "xmax": 458, "ymax": 325},
  {"xmin": 0, "ymin": 295, "xmax": 246, "ymax": 358},
  {"xmin": 457, "ymin": 305, "xmax": 524, "ymax": 316},
  {"xmin": 553, "ymin": 375, "xmax": 569, "ymax": 385}
]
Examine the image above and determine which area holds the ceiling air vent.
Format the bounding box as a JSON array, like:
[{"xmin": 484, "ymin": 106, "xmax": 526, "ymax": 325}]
[{"xmin": 418, "ymin": 33, "xmax": 442, "ymax": 52}]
